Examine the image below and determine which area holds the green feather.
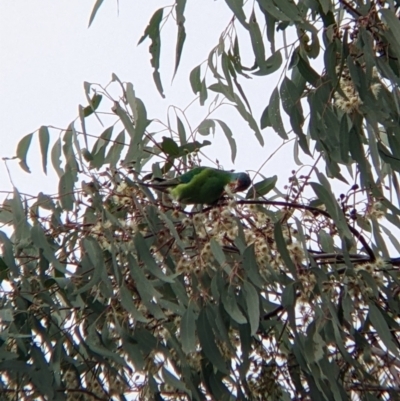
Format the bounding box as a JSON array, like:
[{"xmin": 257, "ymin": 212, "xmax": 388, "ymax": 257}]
[{"xmin": 143, "ymin": 167, "xmax": 251, "ymax": 204}]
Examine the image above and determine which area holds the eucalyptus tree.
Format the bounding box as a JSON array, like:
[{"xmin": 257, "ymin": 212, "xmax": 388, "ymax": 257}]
[{"xmin": 1, "ymin": 1, "xmax": 400, "ymax": 400}]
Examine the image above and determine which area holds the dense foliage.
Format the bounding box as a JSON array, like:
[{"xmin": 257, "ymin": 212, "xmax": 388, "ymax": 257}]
[{"xmin": 1, "ymin": 0, "xmax": 400, "ymax": 400}]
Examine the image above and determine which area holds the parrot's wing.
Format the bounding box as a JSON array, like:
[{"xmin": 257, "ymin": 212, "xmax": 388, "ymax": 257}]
[
  {"xmin": 139, "ymin": 166, "xmax": 208, "ymax": 192},
  {"xmin": 171, "ymin": 168, "xmax": 232, "ymax": 204},
  {"xmin": 173, "ymin": 167, "xmax": 208, "ymax": 184}
]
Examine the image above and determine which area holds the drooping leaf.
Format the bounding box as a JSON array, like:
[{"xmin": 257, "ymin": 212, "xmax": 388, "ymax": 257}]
[
  {"xmin": 88, "ymin": 0, "xmax": 105, "ymax": 27},
  {"xmin": 257, "ymin": 0, "xmax": 291, "ymax": 21},
  {"xmin": 234, "ymin": 96, "xmax": 264, "ymax": 146},
  {"xmin": 198, "ymin": 119, "xmax": 216, "ymax": 136},
  {"xmin": 268, "ymin": 88, "xmax": 288, "ymax": 139},
  {"xmin": 0, "ymin": 231, "xmax": 17, "ymax": 275},
  {"xmin": 138, "ymin": 8, "xmax": 165, "ymax": 97},
  {"xmin": 246, "ymin": 175, "xmax": 277, "ymax": 199},
  {"xmin": 368, "ymin": 302, "xmax": 399, "ymax": 357},
  {"xmin": 31, "ymin": 225, "xmax": 65, "ymax": 273},
  {"xmin": 38, "ymin": 126, "xmax": 49, "ymax": 175},
  {"xmin": 16, "ymin": 133, "xmax": 33, "ymax": 173},
  {"xmin": 104, "ymin": 130, "xmax": 125, "ymax": 169},
  {"xmin": 82, "ymin": 93, "xmax": 102, "ymax": 117},
  {"xmin": 58, "ymin": 170, "xmax": 75, "ymax": 211},
  {"xmin": 225, "ymin": 0, "xmax": 248, "ymax": 28},
  {"xmin": 242, "ymin": 281, "xmax": 259, "ymax": 336},
  {"xmin": 253, "ymin": 50, "xmax": 282, "ymax": 76},
  {"xmin": 181, "ymin": 302, "xmax": 197, "ymax": 354},
  {"xmin": 260, "ymin": 104, "xmax": 271, "ymax": 129},
  {"xmin": 51, "ymin": 138, "xmax": 64, "ymax": 178},
  {"xmin": 197, "ymin": 309, "xmax": 229, "ymax": 374},
  {"xmin": 248, "ymin": 11, "xmax": 266, "ymax": 72},
  {"xmin": 189, "ymin": 65, "xmax": 202, "ymax": 94},
  {"xmin": 173, "ymin": 0, "xmax": 187, "ymax": 78},
  {"xmin": 161, "ymin": 137, "xmax": 180, "ymax": 157},
  {"xmin": 221, "ymin": 284, "xmax": 247, "ymax": 324},
  {"xmin": 215, "ymin": 119, "xmax": 237, "ymax": 162}
]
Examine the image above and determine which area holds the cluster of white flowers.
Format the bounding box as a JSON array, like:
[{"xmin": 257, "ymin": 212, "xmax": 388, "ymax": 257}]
[
  {"xmin": 366, "ymin": 201, "xmax": 385, "ymax": 220},
  {"xmin": 333, "ymin": 65, "xmax": 381, "ymax": 113}
]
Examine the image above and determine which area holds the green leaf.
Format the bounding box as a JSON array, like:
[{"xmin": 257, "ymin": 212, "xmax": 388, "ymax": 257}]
[
  {"xmin": 38, "ymin": 126, "xmax": 49, "ymax": 175},
  {"xmin": 11, "ymin": 188, "xmax": 30, "ymax": 243},
  {"xmin": 104, "ymin": 130, "xmax": 125, "ymax": 169},
  {"xmin": 16, "ymin": 133, "xmax": 33, "ymax": 173},
  {"xmin": 51, "ymin": 138, "xmax": 64, "ymax": 178},
  {"xmin": 253, "ymin": 50, "xmax": 282, "ymax": 76},
  {"xmin": 161, "ymin": 137, "xmax": 180, "ymax": 157},
  {"xmin": 120, "ymin": 284, "xmax": 149, "ymax": 323},
  {"xmin": 225, "ymin": 0, "xmax": 248, "ymax": 28},
  {"xmin": 158, "ymin": 211, "xmax": 185, "ymax": 250},
  {"xmin": 0, "ymin": 208, "xmax": 12, "ymax": 225},
  {"xmin": 83, "ymin": 236, "xmax": 105, "ymax": 273},
  {"xmin": 125, "ymin": 84, "xmax": 150, "ymax": 148},
  {"xmin": 274, "ymin": 222, "xmax": 297, "ymax": 277},
  {"xmin": 173, "ymin": 0, "xmax": 187, "ymax": 78},
  {"xmin": 242, "ymin": 245, "xmax": 265, "ymax": 288},
  {"xmin": 0, "ymin": 231, "xmax": 17, "ymax": 275},
  {"xmin": 324, "ymin": 41, "xmax": 339, "ymax": 89},
  {"xmin": 114, "ymin": 98, "xmax": 148, "ymax": 165},
  {"xmin": 90, "ymin": 126, "xmax": 113, "ymax": 169},
  {"xmin": 190, "ymin": 65, "xmax": 202, "ymax": 94},
  {"xmin": 82, "ymin": 93, "xmax": 102, "ymax": 117},
  {"xmin": 210, "ymin": 239, "xmax": 226, "ymax": 266},
  {"xmin": 62, "ymin": 126, "xmax": 79, "ymax": 180},
  {"xmin": 198, "ymin": 119, "xmax": 216, "ymax": 136},
  {"xmin": 280, "ymin": 76, "xmax": 298, "ymax": 115},
  {"xmin": 138, "ymin": 8, "xmax": 165, "ymax": 98},
  {"xmin": 135, "ymin": 232, "xmax": 174, "ymax": 283},
  {"xmin": 0, "ymin": 308, "xmax": 13, "ymax": 322},
  {"xmin": 260, "ymin": 104, "xmax": 271, "ymax": 129},
  {"xmin": 177, "ymin": 116, "xmax": 187, "ymax": 145},
  {"xmin": 59, "ymin": 170, "xmax": 75, "ymax": 211},
  {"xmin": 177, "ymin": 140, "xmax": 211, "ymax": 156},
  {"xmin": 86, "ymin": 323, "xmax": 126, "ymax": 366},
  {"xmin": 209, "ymin": 81, "xmax": 234, "ymax": 102},
  {"xmin": 318, "ymin": 230, "xmax": 335, "ymax": 253},
  {"xmin": 31, "ymin": 225, "xmax": 65, "ymax": 273},
  {"xmin": 127, "ymin": 254, "xmax": 164, "ymax": 318},
  {"xmin": 257, "ymin": 0, "xmax": 291, "ymax": 21},
  {"xmin": 242, "ymin": 281, "xmax": 259, "ymax": 336},
  {"xmin": 113, "ymin": 102, "xmax": 135, "ymax": 138},
  {"xmin": 268, "ymin": 88, "xmax": 288, "ymax": 139},
  {"xmin": 246, "ymin": 175, "xmax": 277, "ymax": 199},
  {"xmin": 368, "ymin": 302, "xmax": 399, "ymax": 357},
  {"xmin": 274, "ymin": 0, "xmax": 302, "ymax": 21},
  {"xmin": 162, "ymin": 367, "xmax": 191, "ymax": 395},
  {"xmin": 215, "ymin": 119, "xmax": 237, "ymax": 162},
  {"xmin": 181, "ymin": 302, "xmax": 197, "ymax": 354},
  {"xmin": 381, "ymin": 225, "xmax": 400, "ymax": 254},
  {"xmin": 299, "ymin": 21, "xmax": 320, "ymax": 59},
  {"xmin": 311, "ymin": 173, "xmax": 352, "ymax": 241},
  {"xmin": 248, "ymin": 11, "xmax": 266, "ymax": 71},
  {"xmin": 88, "ymin": 0, "xmax": 104, "ymax": 27},
  {"xmin": 380, "ymin": 9, "xmax": 400, "ymax": 53},
  {"xmin": 234, "ymin": 96, "xmax": 264, "ymax": 146},
  {"xmin": 221, "ymin": 285, "xmax": 247, "ymax": 324},
  {"xmin": 197, "ymin": 309, "xmax": 228, "ymax": 373},
  {"xmin": 200, "ymin": 78, "xmax": 208, "ymax": 105},
  {"xmin": 297, "ymin": 55, "xmax": 320, "ymax": 87}
]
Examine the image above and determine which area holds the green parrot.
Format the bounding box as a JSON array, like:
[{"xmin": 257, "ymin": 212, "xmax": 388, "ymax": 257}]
[{"xmin": 141, "ymin": 166, "xmax": 251, "ymax": 204}]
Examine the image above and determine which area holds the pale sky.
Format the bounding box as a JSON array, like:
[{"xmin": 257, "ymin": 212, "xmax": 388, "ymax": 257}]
[{"xmin": 0, "ymin": 1, "xmax": 299, "ymax": 197}]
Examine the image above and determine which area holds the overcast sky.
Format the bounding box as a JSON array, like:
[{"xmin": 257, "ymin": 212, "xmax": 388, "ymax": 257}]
[{"xmin": 0, "ymin": 1, "xmax": 300, "ymax": 197}]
